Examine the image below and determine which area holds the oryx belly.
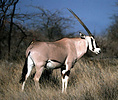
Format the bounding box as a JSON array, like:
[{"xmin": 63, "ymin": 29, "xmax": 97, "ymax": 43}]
[{"xmin": 46, "ymin": 60, "xmax": 62, "ymax": 69}]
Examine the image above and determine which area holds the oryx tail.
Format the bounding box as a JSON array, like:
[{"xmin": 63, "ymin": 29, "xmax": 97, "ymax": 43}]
[
  {"xmin": 19, "ymin": 56, "xmax": 28, "ymax": 84},
  {"xmin": 19, "ymin": 52, "xmax": 34, "ymax": 85}
]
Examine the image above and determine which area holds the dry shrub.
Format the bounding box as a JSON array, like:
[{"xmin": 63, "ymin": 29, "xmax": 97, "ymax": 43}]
[{"xmin": 0, "ymin": 58, "xmax": 118, "ymax": 100}]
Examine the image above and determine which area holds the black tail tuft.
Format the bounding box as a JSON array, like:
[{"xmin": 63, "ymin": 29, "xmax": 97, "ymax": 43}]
[
  {"xmin": 19, "ymin": 52, "xmax": 30, "ymax": 84},
  {"xmin": 19, "ymin": 57, "xmax": 28, "ymax": 84}
]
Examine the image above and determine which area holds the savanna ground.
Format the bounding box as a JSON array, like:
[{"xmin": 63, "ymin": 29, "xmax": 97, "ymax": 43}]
[{"xmin": 0, "ymin": 58, "xmax": 118, "ymax": 100}]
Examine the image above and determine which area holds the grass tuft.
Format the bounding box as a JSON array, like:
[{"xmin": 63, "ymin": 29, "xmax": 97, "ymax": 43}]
[{"xmin": 0, "ymin": 58, "xmax": 118, "ymax": 100}]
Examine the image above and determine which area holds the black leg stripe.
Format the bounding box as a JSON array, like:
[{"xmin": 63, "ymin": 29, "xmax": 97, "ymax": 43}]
[{"xmin": 62, "ymin": 70, "xmax": 70, "ymax": 79}]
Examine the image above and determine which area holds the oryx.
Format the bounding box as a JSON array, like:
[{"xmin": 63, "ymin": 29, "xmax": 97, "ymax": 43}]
[{"xmin": 20, "ymin": 9, "xmax": 101, "ymax": 93}]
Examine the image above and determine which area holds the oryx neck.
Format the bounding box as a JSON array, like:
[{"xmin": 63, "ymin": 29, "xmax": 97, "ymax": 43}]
[
  {"xmin": 75, "ymin": 39, "xmax": 88, "ymax": 59},
  {"xmin": 85, "ymin": 39, "xmax": 89, "ymax": 49}
]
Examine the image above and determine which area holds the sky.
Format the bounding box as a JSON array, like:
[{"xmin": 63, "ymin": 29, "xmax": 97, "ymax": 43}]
[{"xmin": 16, "ymin": 0, "xmax": 118, "ymax": 35}]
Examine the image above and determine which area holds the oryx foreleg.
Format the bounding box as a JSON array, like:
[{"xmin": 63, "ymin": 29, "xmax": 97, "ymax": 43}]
[
  {"xmin": 61, "ymin": 72, "xmax": 70, "ymax": 93},
  {"xmin": 61, "ymin": 63, "xmax": 71, "ymax": 93}
]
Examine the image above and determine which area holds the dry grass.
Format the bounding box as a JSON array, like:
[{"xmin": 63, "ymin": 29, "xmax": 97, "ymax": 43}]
[{"xmin": 0, "ymin": 58, "xmax": 118, "ymax": 100}]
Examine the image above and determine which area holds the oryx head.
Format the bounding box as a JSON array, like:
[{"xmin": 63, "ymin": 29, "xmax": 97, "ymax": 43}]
[
  {"xmin": 68, "ymin": 9, "xmax": 101, "ymax": 54},
  {"xmin": 80, "ymin": 32, "xmax": 101, "ymax": 54}
]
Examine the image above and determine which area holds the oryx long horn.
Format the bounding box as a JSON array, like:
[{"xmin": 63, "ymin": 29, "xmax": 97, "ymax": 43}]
[{"xmin": 68, "ymin": 8, "xmax": 93, "ymax": 36}]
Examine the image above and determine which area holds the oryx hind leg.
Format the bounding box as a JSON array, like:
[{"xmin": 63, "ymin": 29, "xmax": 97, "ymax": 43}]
[
  {"xmin": 22, "ymin": 55, "xmax": 34, "ymax": 91},
  {"xmin": 33, "ymin": 62, "xmax": 44, "ymax": 90}
]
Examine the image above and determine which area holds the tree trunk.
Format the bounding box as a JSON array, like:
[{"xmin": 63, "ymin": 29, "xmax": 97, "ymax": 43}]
[{"xmin": 8, "ymin": 0, "xmax": 19, "ymax": 58}]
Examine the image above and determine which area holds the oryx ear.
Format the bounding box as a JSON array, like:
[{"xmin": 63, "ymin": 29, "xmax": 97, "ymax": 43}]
[{"xmin": 79, "ymin": 32, "xmax": 86, "ymax": 39}]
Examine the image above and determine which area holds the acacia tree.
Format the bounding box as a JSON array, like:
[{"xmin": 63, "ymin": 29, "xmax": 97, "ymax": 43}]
[
  {"xmin": 0, "ymin": 0, "xmax": 20, "ymax": 58},
  {"xmin": 27, "ymin": 7, "xmax": 73, "ymax": 41},
  {"xmin": 106, "ymin": 15, "xmax": 118, "ymax": 57},
  {"xmin": 105, "ymin": 3, "xmax": 118, "ymax": 57},
  {"xmin": 0, "ymin": 4, "xmax": 74, "ymax": 59},
  {"xmin": 107, "ymin": 15, "xmax": 118, "ymax": 41},
  {"xmin": 0, "ymin": 0, "xmax": 29, "ymax": 59}
]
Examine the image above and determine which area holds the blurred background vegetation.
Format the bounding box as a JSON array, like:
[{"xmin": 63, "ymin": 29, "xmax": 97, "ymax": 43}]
[{"xmin": 0, "ymin": 0, "xmax": 118, "ymax": 60}]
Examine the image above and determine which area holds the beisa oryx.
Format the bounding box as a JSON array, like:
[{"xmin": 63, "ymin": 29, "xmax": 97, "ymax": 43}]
[{"xmin": 20, "ymin": 9, "xmax": 101, "ymax": 93}]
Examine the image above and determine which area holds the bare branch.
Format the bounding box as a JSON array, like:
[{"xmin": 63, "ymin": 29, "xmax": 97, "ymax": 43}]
[{"xmin": 8, "ymin": 0, "xmax": 19, "ymax": 57}]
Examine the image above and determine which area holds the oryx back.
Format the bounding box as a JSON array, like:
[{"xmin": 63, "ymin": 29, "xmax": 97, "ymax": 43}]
[{"xmin": 26, "ymin": 38, "xmax": 73, "ymax": 68}]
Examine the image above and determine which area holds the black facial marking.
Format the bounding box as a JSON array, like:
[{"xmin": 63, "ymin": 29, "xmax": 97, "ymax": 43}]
[
  {"xmin": 91, "ymin": 38, "xmax": 95, "ymax": 51},
  {"xmin": 95, "ymin": 41, "xmax": 99, "ymax": 48}
]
